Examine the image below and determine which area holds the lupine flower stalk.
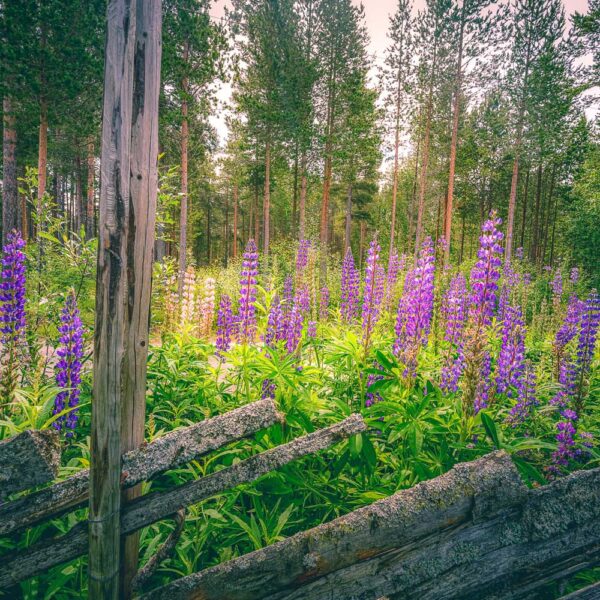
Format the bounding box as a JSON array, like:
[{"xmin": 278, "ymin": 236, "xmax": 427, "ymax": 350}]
[
  {"xmin": 0, "ymin": 231, "xmax": 27, "ymax": 406},
  {"xmin": 440, "ymin": 273, "xmax": 467, "ymax": 393},
  {"xmin": 393, "ymin": 237, "xmax": 435, "ymax": 376},
  {"xmin": 319, "ymin": 286, "xmax": 329, "ymax": 321},
  {"xmin": 574, "ymin": 290, "xmax": 600, "ymax": 410},
  {"xmin": 461, "ymin": 212, "xmax": 503, "ymax": 415},
  {"xmin": 199, "ymin": 277, "xmax": 215, "ymax": 336},
  {"xmin": 179, "ymin": 267, "xmax": 196, "ymax": 326},
  {"xmin": 506, "ymin": 361, "xmax": 538, "ymax": 426},
  {"xmin": 553, "ymin": 294, "xmax": 583, "ymax": 379},
  {"xmin": 216, "ymin": 294, "xmax": 235, "ymax": 357},
  {"xmin": 238, "ymin": 240, "xmax": 258, "ymax": 343},
  {"xmin": 385, "ymin": 250, "xmax": 400, "ymax": 309},
  {"xmin": 53, "ymin": 291, "xmax": 84, "ymax": 436},
  {"xmin": 341, "ymin": 248, "xmax": 360, "ymax": 322},
  {"xmin": 362, "ymin": 239, "xmax": 385, "ymax": 348},
  {"xmin": 570, "ymin": 267, "xmax": 579, "ymax": 286},
  {"xmin": 496, "ymin": 304, "xmax": 526, "ymax": 398},
  {"xmin": 265, "ymin": 295, "xmax": 283, "ymax": 348}
]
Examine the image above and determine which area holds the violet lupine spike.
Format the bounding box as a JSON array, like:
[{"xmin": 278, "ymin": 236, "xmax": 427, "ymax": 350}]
[
  {"xmin": 473, "ymin": 351, "xmax": 491, "ymax": 414},
  {"xmin": 393, "ymin": 237, "xmax": 435, "ymax": 375},
  {"xmin": 362, "ymin": 239, "xmax": 385, "ymax": 344},
  {"xmin": 319, "ymin": 286, "xmax": 330, "ymax": 321},
  {"xmin": 550, "ymin": 356, "xmax": 578, "ymax": 408},
  {"xmin": 498, "ymin": 263, "xmax": 520, "ymax": 321},
  {"xmin": 341, "ymin": 247, "xmax": 360, "ymax": 322},
  {"xmin": 297, "ymin": 284, "xmax": 310, "ymax": 315},
  {"xmin": 53, "ymin": 291, "xmax": 84, "ymax": 436},
  {"xmin": 285, "ymin": 301, "xmax": 304, "ymax": 354},
  {"xmin": 282, "ymin": 275, "xmax": 294, "ymax": 315},
  {"xmin": 215, "ymin": 294, "xmax": 235, "ymax": 357},
  {"xmin": 295, "ymin": 240, "xmax": 311, "ymax": 278},
  {"xmin": 550, "ymin": 269, "xmax": 563, "ymax": 305},
  {"xmin": 506, "ymin": 361, "xmax": 538, "ymax": 427},
  {"xmin": 385, "ymin": 250, "xmax": 400, "ymax": 308},
  {"xmin": 570, "ymin": 267, "xmax": 579, "ymax": 286},
  {"xmin": 365, "ymin": 364, "xmax": 384, "ymax": 407},
  {"xmin": 442, "ymin": 273, "xmax": 467, "ymax": 345},
  {"xmin": 264, "ymin": 295, "xmax": 282, "ymax": 349},
  {"xmin": 468, "ymin": 212, "xmax": 504, "ymax": 328},
  {"xmin": 576, "ymin": 290, "xmax": 600, "ymax": 386},
  {"xmin": 550, "ymin": 411, "xmax": 578, "ymax": 474},
  {"xmin": 238, "ymin": 240, "xmax": 258, "ymax": 343},
  {"xmin": 496, "ymin": 304, "xmax": 526, "ymax": 398},
  {"xmin": 0, "ymin": 230, "xmax": 26, "ymax": 344},
  {"xmin": 307, "ymin": 320, "xmax": 317, "ymax": 338}
]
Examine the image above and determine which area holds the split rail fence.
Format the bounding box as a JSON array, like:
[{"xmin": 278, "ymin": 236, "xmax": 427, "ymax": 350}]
[{"xmin": 1, "ymin": 401, "xmax": 599, "ymax": 599}]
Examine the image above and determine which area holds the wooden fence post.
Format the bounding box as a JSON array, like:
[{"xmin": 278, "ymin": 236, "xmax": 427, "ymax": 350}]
[
  {"xmin": 88, "ymin": 0, "xmax": 136, "ymax": 597},
  {"xmin": 121, "ymin": 0, "xmax": 162, "ymax": 596}
]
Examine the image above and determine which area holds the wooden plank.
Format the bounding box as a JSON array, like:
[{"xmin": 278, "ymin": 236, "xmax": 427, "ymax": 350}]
[
  {"xmin": 0, "ymin": 415, "xmax": 364, "ymax": 588},
  {"xmin": 0, "ymin": 399, "xmax": 282, "ymax": 537},
  {"xmin": 89, "ymin": 0, "xmax": 137, "ymax": 594},
  {"xmin": 0, "ymin": 429, "xmax": 61, "ymax": 498},
  {"xmin": 141, "ymin": 458, "xmax": 600, "ymax": 600}
]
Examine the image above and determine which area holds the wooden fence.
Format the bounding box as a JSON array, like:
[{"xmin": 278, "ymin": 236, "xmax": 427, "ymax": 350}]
[{"xmin": 1, "ymin": 406, "xmax": 599, "ymax": 599}]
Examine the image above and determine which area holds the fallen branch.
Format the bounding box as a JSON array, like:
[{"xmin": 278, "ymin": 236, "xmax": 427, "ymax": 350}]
[
  {"xmin": 0, "ymin": 429, "xmax": 61, "ymax": 499},
  {"xmin": 0, "ymin": 399, "xmax": 282, "ymax": 536},
  {"xmin": 0, "ymin": 414, "xmax": 365, "ymax": 588}
]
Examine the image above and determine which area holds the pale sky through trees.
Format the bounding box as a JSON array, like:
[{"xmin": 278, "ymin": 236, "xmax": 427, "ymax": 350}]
[{"xmin": 209, "ymin": 0, "xmax": 592, "ymax": 145}]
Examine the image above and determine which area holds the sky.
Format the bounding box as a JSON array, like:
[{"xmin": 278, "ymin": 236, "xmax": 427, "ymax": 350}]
[{"xmin": 208, "ymin": 0, "xmax": 593, "ymax": 145}]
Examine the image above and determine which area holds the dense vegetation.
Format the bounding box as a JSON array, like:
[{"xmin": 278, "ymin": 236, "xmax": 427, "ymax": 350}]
[{"xmin": 0, "ymin": 0, "xmax": 599, "ymax": 598}]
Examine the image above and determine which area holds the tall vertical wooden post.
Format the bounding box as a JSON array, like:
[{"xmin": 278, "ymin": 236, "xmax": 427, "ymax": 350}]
[
  {"xmin": 89, "ymin": 1, "xmax": 136, "ymax": 598},
  {"xmin": 120, "ymin": 0, "xmax": 162, "ymax": 596}
]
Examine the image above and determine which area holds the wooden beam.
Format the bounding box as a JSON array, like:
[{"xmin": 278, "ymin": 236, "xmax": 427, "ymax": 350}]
[
  {"xmin": 0, "ymin": 429, "xmax": 60, "ymax": 498},
  {"xmin": 0, "ymin": 399, "xmax": 282, "ymax": 537},
  {"xmin": 89, "ymin": 0, "xmax": 137, "ymax": 596},
  {"xmin": 0, "ymin": 415, "xmax": 364, "ymax": 588},
  {"xmin": 141, "ymin": 455, "xmax": 600, "ymax": 600}
]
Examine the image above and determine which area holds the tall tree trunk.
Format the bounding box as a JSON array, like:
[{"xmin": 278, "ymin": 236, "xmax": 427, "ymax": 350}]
[
  {"xmin": 407, "ymin": 128, "xmax": 421, "ymax": 254},
  {"xmin": 119, "ymin": 2, "xmax": 162, "ymax": 596},
  {"xmin": 2, "ymin": 97, "xmax": 18, "ymax": 245},
  {"xmin": 178, "ymin": 39, "xmax": 189, "ymax": 293},
  {"xmin": 89, "ymin": 0, "xmax": 137, "ymax": 596},
  {"xmin": 459, "ymin": 212, "xmax": 466, "ymax": 264},
  {"xmin": 37, "ymin": 99, "xmax": 48, "ymax": 225},
  {"xmin": 75, "ymin": 154, "xmax": 83, "ymax": 233},
  {"xmin": 263, "ymin": 137, "xmax": 271, "ymax": 255},
  {"xmin": 232, "ymin": 181, "xmax": 239, "ymax": 259},
  {"xmin": 359, "ymin": 221, "xmax": 366, "ymax": 270},
  {"xmin": 389, "ymin": 48, "xmax": 404, "ymax": 265},
  {"xmin": 541, "ymin": 165, "xmax": 556, "ymax": 265},
  {"xmin": 86, "ymin": 139, "xmax": 95, "ymax": 239},
  {"xmin": 298, "ymin": 152, "xmax": 307, "ymax": 241},
  {"xmin": 444, "ymin": 10, "xmax": 465, "ymax": 266},
  {"xmin": 519, "ymin": 168, "xmax": 530, "ymax": 250},
  {"xmin": 292, "ymin": 142, "xmax": 298, "ymax": 236},
  {"xmin": 224, "ymin": 189, "xmax": 229, "ymax": 267},
  {"xmin": 207, "ymin": 202, "xmax": 212, "ymax": 262},
  {"xmin": 505, "ymin": 39, "xmax": 531, "ymax": 263},
  {"xmin": 344, "ymin": 182, "xmax": 353, "ymax": 252},
  {"xmin": 530, "ymin": 163, "xmax": 543, "ymax": 263},
  {"xmin": 414, "ymin": 39, "xmax": 437, "ymax": 254},
  {"xmin": 253, "ymin": 178, "xmax": 259, "ymax": 243}
]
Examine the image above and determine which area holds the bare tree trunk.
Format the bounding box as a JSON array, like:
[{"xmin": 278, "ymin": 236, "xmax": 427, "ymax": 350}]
[
  {"xmin": 389, "ymin": 64, "xmax": 403, "ymax": 264},
  {"xmin": 444, "ymin": 10, "xmax": 465, "ymax": 266},
  {"xmin": 530, "ymin": 163, "xmax": 543, "ymax": 264},
  {"xmin": 89, "ymin": 0, "xmax": 137, "ymax": 596},
  {"xmin": 263, "ymin": 137, "xmax": 271, "ymax": 255},
  {"xmin": 178, "ymin": 39, "xmax": 189, "ymax": 293},
  {"xmin": 292, "ymin": 142, "xmax": 298, "ymax": 236},
  {"xmin": 407, "ymin": 128, "xmax": 421, "ymax": 254},
  {"xmin": 459, "ymin": 212, "xmax": 466, "ymax": 264},
  {"xmin": 37, "ymin": 99, "xmax": 48, "ymax": 227},
  {"xmin": 344, "ymin": 183, "xmax": 352, "ymax": 252},
  {"xmin": 224, "ymin": 189, "xmax": 229, "ymax": 267},
  {"xmin": 206, "ymin": 202, "xmax": 212, "ymax": 263},
  {"xmin": 359, "ymin": 221, "xmax": 366, "ymax": 270},
  {"xmin": 86, "ymin": 139, "xmax": 95, "ymax": 239},
  {"xmin": 232, "ymin": 181, "xmax": 238, "ymax": 259},
  {"xmin": 299, "ymin": 152, "xmax": 307, "ymax": 241},
  {"xmin": 519, "ymin": 168, "xmax": 530, "ymax": 250},
  {"xmin": 414, "ymin": 40, "xmax": 437, "ymax": 254},
  {"xmin": 75, "ymin": 154, "xmax": 83, "ymax": 234},
  {"xmin": 541, "ymin": 165, "xmax": 556, "ymax": 265},
  {"xmin": 2, "ymin": 97, "xmax": 18, "ymax": 245}
]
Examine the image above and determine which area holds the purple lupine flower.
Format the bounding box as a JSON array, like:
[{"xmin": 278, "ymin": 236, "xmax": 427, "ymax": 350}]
[
  {"xmin": 550, "ymin": 270, "xmax": 563, "ymax": 304},
  {"xmin": 506, "ymin": 361, "xmax": 538, "ymax": 426},
  {"xmin": 515, "ymin": 247, "xmax": 524, "ymax": 260},
  {"xmin": 283, "ymin": 275, "xmax": 294, "ymax": 313},
  {"xmin": 575, "ymin": 290, "xmax": 600, "ymax": 387},
  {"xmin": 570, "ymin": 267, "xmax": 579, "ymax": 286},
  {"xmin": 362, "ymin": 239, "xmax": 385, "ymax": 346},
  {"xmin": 551, "ymin": 414, "xmax": 578, "ymax": 471},
  {"xmin": 341, "ymin": 247, "xmax": 360, "ymax": 322},
  {"xmin": 296, "ymin": 284, "xmax": 310, "ymax": 315},
  {"xmin": 441, "ymin": 347, "xmax": 464, "ymax": 393},
  {"xmin": 555, "ymin": 295, "xmax": 583, "ymax": 350},
  {"xmin": 53, "ymin": 291, "xmax": 84, "ymax": 436},
  {"xmin": 393, "ymin": 238, "xmax": 435, "ymax": 375},
  {"xmin": 285, "ymin": 301, "xmax": 304, "ymax": 354},
  {"xmin": 385, "ymin": 250, "xmax": 400, "ymax": 308},
  {"xmin": 469, "ymin": 212, "xmax": 503, "ymax": 327},
  {"xmin": 238, "ymin": 240, "xmax": 258, "ymax": 343},
  {"xmin": 498, "ymin": 263, "xmax": 520, "ymax": 321},
  {"xmin": 296, "ymin": 240, "xmax": 311, "ymax": 276},
  {"xmin": 261, "ymin": 379, "xmax": 277, "ymax": 400},
  {"xmin": 474, "ymin": 351, "xmax": 491, "ymax": 414},
  {"xmin": 550, "ymin": 357, "xmax": 578, "ymax": 407},
  {"xmin": 216, "ymin": 294, "xmax": 235, "ymax": 357},
  {"xmin": 0, "ymin": 230, "xmax": 26, "ymax": 344},
  {"xmin": 365, "ymin": 365, "xmax": 384, "ymax": 407},
  {"xmin": 319, "ymin": 286, "xmax": 329, "ymax": 321},
  {"xmin": 442, "ymin": 273, "xmax": 467, "ymax": 345},
  {"xmin": 264, "ymin": 295, "xmax": 282, "ymax": 349},
  {"xmin": 307, "ymin": 320, "xmax": 317, "ymax": 338},
  {"xmin": 496, "ymin": 304, "xmax": 526, "ymax": 398}
]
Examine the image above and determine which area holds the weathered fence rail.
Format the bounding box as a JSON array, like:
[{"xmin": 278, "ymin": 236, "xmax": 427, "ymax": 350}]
[
  {"xmin": 0, "ymin": 400, "xmax": 365, "ymax": 590},
  {"xmin": 142, "ymin": 451, "xmax": 600, "ymax": 600}
]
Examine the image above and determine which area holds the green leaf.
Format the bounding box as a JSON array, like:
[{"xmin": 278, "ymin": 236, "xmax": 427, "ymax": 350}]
[{"xmin": 480, "ymin": 411, "xmax": 501, "ymax": 449}]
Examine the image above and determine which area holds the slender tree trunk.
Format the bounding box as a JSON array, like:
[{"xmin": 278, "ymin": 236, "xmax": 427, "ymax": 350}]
[
  {"xmin": 253, "ymin": 179, "xmax": 259, "ymax": 243},
  {"xmin": 75, "ymin": 154, "xmax": 83, "ymax": 233},
  {"xmin": 263, "ymin": 137, "xmax": 271, "ymax": 255},
  {"xmin": 2, "ymin": 97, "xmax": 18, "ymax": 245},
  {"xmin": 549, "ymin": 187, "xmax": 559, "ymax": 265},
  {"xmin": 344, "ymin": 182, "xmax": 353, "ymax": 252},
  {"xmin": 232, "ymin": 181, "xmax": 239, "ymax": 259},
  {"xmin": 178, "ymin": 39, "xmax": 189, "ymax": 293},
  {"xmin": 541, "ymin": 165, "xmax": 556, "ymax": 265},
  {"xmin": 389, "ymin": 57, "xmax": 403, "ymax": 264},
  {"xmin": 519, "ymin": 168, "xmax": 530, "ymax": 250},
  {"xmin": 86, "ymin": 139, "xmax": 95, "ymax": 239},
  {"xmin": 224, "ymin": 189, "xmax": 229, "ymax": 267},
  {"xmin": 414, "ymin": 39, "xmax": 437, "ymax": 254},
  {"xmin": 444, "ymin": 11, "xmax": 465, "ymax": 266},
  {"xmin": 298, "ymin": 152, "xmax": 307, "ymax": 241},
  {"xmin": 292, "ymin": 142, "xmax": 298, "ymax": 236},
  {"xmin": 530, "ymin": 163, "xmax": 543, "ymax": 263},
  {"xmin": 207, "ymin": 202, "xmax": 212, "ymax": 263},
  {"xmin": 505, "ymin": 40, "xmax": 531, "ymax": 263},
  {"xmin": 89, "ymin": 0, "xmax": 137, "ymax": 596},
  {"xmin": 407, "ymin": 129, "xmax": 421, "ymax": 254},
  {"xmin": 37, "ymin": 99, "xmax": 48, "ymax": 223},
  {"xmin": 459, "ymin": 212, "xmax": 466, "ymax": 264},
  {"xmin": 359, "ymin": 221, "xmax": 366, "ymax": 270}
]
